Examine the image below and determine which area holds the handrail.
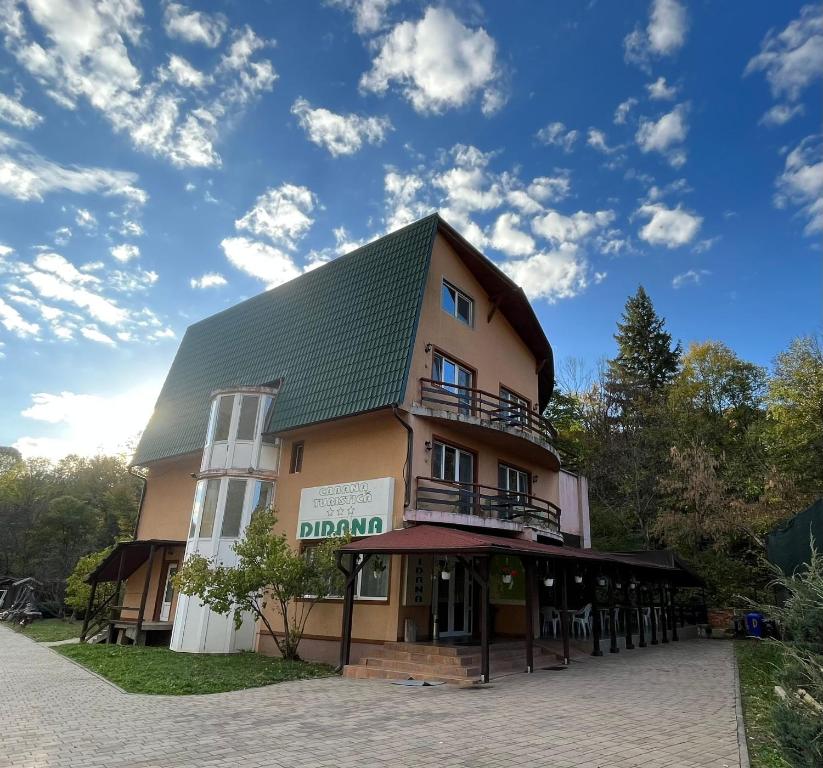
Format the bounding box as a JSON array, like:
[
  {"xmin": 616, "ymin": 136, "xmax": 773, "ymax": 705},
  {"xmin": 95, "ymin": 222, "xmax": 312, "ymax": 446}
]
[
  {"xmin": 419, "ymin": 378, "xmax": 558, "ymax": 443},
  {"xmin": 415, "ymin": 476, "xmax": 561, "ymax": 532}
]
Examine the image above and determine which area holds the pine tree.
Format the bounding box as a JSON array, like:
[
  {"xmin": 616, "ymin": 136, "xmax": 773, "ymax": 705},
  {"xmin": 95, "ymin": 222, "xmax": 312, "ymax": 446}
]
[{"xmin": 607, "ymin": 286, "xmax": 681, "ymax": 407}]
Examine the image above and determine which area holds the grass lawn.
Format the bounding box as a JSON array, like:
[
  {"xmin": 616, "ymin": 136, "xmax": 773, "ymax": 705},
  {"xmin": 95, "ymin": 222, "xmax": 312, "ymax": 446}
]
[
  {"xmin": 11, "ymin": 618, "xmax": 82, "ymax": 643},
  {"xmin": 56, "ymin": 644, "xmax": 334, "ymax": 695},
  {"xmin": 735, "ymin": 639, "xmax": 789, "ymax": 768}
]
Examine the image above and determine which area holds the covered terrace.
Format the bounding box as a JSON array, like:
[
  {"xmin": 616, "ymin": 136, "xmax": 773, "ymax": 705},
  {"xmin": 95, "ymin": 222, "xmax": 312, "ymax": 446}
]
[{"xmin": 337, "ymin": 525, "xmax": 704, "ymax": 682}]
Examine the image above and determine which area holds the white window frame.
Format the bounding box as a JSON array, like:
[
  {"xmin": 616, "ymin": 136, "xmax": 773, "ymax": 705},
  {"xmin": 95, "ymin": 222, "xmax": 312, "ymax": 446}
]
[
  {"xmin": 303, "ymin": 551, "xmax": 389, "ymax": 601},
  {"xmin": 441, "ymin": 279, "xmax": 474, "ymax": 327}
]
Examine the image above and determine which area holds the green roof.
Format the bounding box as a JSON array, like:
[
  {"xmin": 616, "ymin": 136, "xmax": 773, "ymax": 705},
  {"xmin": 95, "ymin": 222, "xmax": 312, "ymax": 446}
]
[{"xmin": 132, "ymin": 215, "xmax": 438, "ymax": 466}]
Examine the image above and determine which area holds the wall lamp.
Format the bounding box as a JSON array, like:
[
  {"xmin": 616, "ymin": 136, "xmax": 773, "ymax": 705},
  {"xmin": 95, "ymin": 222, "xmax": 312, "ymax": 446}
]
[
  {"xmin": 424, "ymin": 343, "xmax": 433, "ymax": 353},
  {"xmin": 424, "ymin": 440, "xmax": 433, "ymax": 451}
]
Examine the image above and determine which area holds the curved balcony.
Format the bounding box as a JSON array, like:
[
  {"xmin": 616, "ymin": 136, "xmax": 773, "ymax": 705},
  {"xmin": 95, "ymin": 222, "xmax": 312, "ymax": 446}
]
[
  {"xmin": 414, "ymin": 379, "xmax": 560, "ymax": 468},
  {"xmin": 407, "ymin": 476, "xmax": 561, "ymax": 538}
]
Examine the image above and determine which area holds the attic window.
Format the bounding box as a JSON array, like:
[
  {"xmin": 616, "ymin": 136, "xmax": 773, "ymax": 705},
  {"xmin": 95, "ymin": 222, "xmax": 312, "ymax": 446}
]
[{"xmin": 441, "ymin": 280, "xmax": 473, "ymax": 326}]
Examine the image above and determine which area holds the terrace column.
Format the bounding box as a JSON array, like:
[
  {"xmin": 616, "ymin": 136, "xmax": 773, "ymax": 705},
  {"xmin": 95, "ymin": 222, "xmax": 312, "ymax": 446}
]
[
  {"xmin": 636, "ymin": 579, "xmax": 647, "ymax": 648},
  {"xmin": 336, "ymin": 552, "xmax": 368, "ymax": 670},
  {"xmin": 524, "ymin": 558, "xmax": 535, "ymax": 673},
  {"xmin": 479, "ymin": 557, "xmax": 491, "ymax": 683},
  {"xmin": 135, "ymin": 544, "xmax": 156, "ymax": 646},
  {"xmin": 649, "ymin": 584, "xmax": 659, "ymax": 645},
  {"xmin": 623, "ymin": 574, "xmax": 634, "ymax": 650},
  {"xmin": 591, "ymin": 571, "xmax": 603, "ymax": 657},
  {"xmin": 560, "ymin": 561, "xmax": 570, "ymax": 665},
  {"xmin": 608, "ymin": 569, "xmax": 619, "ymax": 654},
  {"xmin": 669, "ymin": 586, "xmax": 679, "ymax": 642},
  {"xmin": 658, "ymin": 584, "xmax": 669, "ymax": 644}
]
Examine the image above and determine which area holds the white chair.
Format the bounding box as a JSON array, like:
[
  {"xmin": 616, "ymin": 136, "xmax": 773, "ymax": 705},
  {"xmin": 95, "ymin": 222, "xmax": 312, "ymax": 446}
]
[
  {"xmin": 573, "ymin": 603, "xmax": 591, "ymax": 638},
  {"xmin": 541, "ymin": 608, "xmax": 560, "ymax": 638},
  {"xmin": 641, "ymin": 607, "xmax": 651, "ymax": 634}
]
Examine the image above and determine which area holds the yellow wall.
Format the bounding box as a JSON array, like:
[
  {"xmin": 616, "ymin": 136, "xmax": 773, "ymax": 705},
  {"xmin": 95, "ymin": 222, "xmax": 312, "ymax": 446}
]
[{"xmin": 135, "ymin": 454, "xmax": 199, "ymax": 541}]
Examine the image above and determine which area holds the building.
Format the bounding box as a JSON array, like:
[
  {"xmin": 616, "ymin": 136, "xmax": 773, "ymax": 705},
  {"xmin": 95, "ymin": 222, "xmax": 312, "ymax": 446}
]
[{"xmin": 84, "ymin": 214, "xmax": 700, "ymax": 677}]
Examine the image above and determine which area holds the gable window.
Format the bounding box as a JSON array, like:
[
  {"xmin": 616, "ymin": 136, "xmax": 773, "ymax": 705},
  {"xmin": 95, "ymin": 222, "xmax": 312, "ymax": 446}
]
[
  {"xmin": 206, "ymin": 393, "xmax": 263, "ymax": 445},
  {"xmin": 441, "ymin": 280, "xmax": 473, "ymax": 326},
  {"xmin": 500, "ymin": 387, "xmax": 529, "ymax": 427},
  {"xmin": 289, "ymin": 441, "xmax": 304, "ymax": 474}
]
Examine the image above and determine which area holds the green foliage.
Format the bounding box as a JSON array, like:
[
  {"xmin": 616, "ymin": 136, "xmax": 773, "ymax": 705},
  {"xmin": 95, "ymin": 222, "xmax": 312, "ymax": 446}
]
[
  {"xmin": 57, "ymin": 644, "xmax": 333, "ymax": 695},
  {"xmin": 65, "ymin": 546, "xmax": 115, "ymax": 615},
  {"xmin": 175, "ymin": 507, "xmax": 346, "ymax": 661},
  {"xmin": 13, "ymin": 618, "xmax": 82, "ymax": 642}
]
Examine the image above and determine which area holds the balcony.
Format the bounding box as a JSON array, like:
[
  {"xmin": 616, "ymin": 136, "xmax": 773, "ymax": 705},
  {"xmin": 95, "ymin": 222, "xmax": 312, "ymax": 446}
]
[
  {"xmin": 414, "ymin": 379, "xmax": 560, "ymax": 467},
  {"xmin": 407, "ymin": 476, "xmax": 561, "ymax": 537}
]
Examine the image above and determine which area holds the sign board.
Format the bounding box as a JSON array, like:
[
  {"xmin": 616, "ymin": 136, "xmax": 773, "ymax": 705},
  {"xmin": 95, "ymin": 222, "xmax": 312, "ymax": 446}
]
[{"xmin": 297, "ymin": 477, "xmax": 394, "ymax": 540}]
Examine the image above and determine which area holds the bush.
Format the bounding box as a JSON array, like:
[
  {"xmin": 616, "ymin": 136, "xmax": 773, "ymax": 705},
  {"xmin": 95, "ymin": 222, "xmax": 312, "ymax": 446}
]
[{"xmin": 759, "ymin": 543, "xmax": 823, "ymax": 767}]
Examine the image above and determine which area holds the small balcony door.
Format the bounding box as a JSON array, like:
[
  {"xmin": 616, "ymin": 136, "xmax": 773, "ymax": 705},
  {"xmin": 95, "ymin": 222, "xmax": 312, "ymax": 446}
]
[
  {"xmin": 432, "ymin": 440, "xmax": 475, "ymax": 515},
  {"xmin": 433, "ymin": 557, "xmax": 473, "ymax": 638},
  {"xmin": 159, "ymin": 563, "xmax": 178, "ymax": 622},
  {"xmin": 498, "ymin": 463, "xmax": 530, "ymax": 521},
  {"xmin": 432, "ymin": 352, "xmax": 473, "ymax": 414}
]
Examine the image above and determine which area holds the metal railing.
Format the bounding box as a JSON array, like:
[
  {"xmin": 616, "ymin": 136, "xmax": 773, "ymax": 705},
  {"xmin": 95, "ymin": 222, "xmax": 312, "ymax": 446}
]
[
  {"xmin": 415, "ymin": 476, "xmax": 561, "ymax": 532},
  {"xmin": 419, "ymin": 379, "xmax": 557, "ymax": 444}
]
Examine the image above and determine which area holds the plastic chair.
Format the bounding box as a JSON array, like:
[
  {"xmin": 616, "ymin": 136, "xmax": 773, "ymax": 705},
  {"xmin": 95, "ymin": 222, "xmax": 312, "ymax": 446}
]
[
  {"xmin": 573, "ymin": 603, "xmax": 591, "ymax": 638},
  {"xmin": 541, "ymin": 608, "xmax": 560, "ymax": 638}
]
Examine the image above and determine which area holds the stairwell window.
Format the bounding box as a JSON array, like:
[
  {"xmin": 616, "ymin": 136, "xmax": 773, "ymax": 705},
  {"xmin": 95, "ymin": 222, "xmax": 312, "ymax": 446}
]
[
  {"xmin": 289, "ymin": 441, "xmax": 304, "ymax": 474},
  {"xmin": 441, "ymin": 280, "xmax": 473, "ymax": 326}
]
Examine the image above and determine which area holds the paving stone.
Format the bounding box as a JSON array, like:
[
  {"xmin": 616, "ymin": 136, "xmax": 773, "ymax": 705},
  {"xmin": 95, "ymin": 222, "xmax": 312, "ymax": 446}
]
[{"xmin": 0, "ymin": 626, "xmax": 744, "ymax": 767}]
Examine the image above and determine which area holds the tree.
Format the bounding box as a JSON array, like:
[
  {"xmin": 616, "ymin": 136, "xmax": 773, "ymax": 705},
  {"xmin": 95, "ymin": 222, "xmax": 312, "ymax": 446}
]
[
  {"xmin": 175, "ymin": 508, "xmax": 346, "ymax": 660},
  {"xmin": 30, "ymin": 496, "xmax": 99, "ymax": 583},
  {"xmin": 65, "ymin": 546, "xmax": 115, "ymax": 618},
  {"xmin": 607, "ymin": 285, "xmax": 681, "ymax": 407},
  {"xmin": 766, "ymin": 333, "xmax": 823, "ymax": 495}
]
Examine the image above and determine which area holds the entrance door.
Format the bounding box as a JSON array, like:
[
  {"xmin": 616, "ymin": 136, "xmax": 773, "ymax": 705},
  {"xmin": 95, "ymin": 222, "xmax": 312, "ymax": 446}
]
[
  {"xmin": 434, "ymin": 557, "xmax": 473, "ymax": 638},
  {"xmin": 159, "ymin": 564, "xmax": 178, "ymax": 622}
]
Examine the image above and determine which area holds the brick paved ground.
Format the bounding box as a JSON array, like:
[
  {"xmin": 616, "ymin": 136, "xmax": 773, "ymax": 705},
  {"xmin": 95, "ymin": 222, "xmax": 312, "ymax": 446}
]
[{"xmin": 0, "ymin": 625, "xmax": 744, "ymax": 768}]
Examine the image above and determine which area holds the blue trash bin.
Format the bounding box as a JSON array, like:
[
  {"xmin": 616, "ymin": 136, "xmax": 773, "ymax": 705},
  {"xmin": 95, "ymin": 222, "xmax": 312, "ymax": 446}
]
[{"xmin": 745, "ymin": 612, "xmax": 764, "ymax": 637}]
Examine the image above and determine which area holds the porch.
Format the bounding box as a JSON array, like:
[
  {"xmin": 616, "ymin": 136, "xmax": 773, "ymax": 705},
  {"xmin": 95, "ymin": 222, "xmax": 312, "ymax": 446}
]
[{"xmin": 337, "ymin": 525, "xmax": 705, "ymax": 684}]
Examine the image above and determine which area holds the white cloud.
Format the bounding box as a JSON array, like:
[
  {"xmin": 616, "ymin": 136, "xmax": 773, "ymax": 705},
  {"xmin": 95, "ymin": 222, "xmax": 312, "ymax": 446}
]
[
  {"xmin": 0, "ymin": 244, "xmax": 13, "ymax": 257},
  {"xmin": 646, "ymin": 76, "xmax": 677, "ymax": 100},
  {"xmin": 327, "ymin": 0, "xmax": 397, "ymax": 35},
  {"xmin": 536, "ymin": 122, "xmax": 579, "ymax": 152},
  {"xmin": 2, "ymin": 1, "xmax": 275, "ymax": 168},
  {"xmin": 108, "ymin": 268, "xmax": 158, "ymax": 293},
  {"xmin": 587, "ymin": 128, "xmax": 619, "ymax": 154},
  {"xmin": 759, "ymin": 103, "xmax": 805, "ymax": 127},
  {"xmin": 635, "ymin": 104, "xmax": 688, "ymax": 166},
  {"xmin": 14, "ymin": 380, "xmax": 163, "ymax": 460},
  {"xmin": 190, "ymin": 272, "xmax": 227, "ymax": 289},
  {"xmin": 499, "ymin": 244, "xmax": 590, "ymax": 303},
  {"xmin": 490, "ymin": 213, "xmax": 535, "ymax": 257},
  {"xmin": 291, "ymin": 98, "xmax": 392, "ymax": 157},
  {"xmin": 360, "ymin": 7, "xmax": 504, "ymax": 115},
  {"xmin": 636, "ymin": 203, "xmax": 702, "ymax": 248},
  {"xmin": 0, "ymin": 91, "xmax": 42, "ymax": 128},
  {"xmin": 163, "ymin": 2, "xmax": 227, "ymax": 47},
  {"xmin": 745, "ymin": 5, "xmax": 822, "ymax": 102},
  {"xmin": 0, "ymin": 296, "xmax": 39, "ymax": 336},
  {"xmin": 614, "ymin": 97, "xmax": 638, "ymax": 125},
  {"xmin": 110, "ymin": 243, "xmax": 140, "ymax": 262},
  {"xmin": 220, "ymin": 237, "xmax": 301, "ymax": 289},
  {"xmin": 81, "ymin": 325, "xmax": 116, "ymax": 346},
  {"xmin": 774, "ymin": 134, "xmax": 823, "ymax": 235},
  {"xmin": 74, "ymin": 207, "xmax": 97, "ymax": 231},
  {"xmin": 384, "ymin": 170, "xmax": 429, "ymax": 231},
  {"xmin": 532, "ymin": 210, "xmax": 615, "ymax": 245},
  {"xmin": 235, "ymin": 184, "xmax": 317, "ymax": 250},
  {"xmin": 0, "ymin": 132, "xmax": 147, "ymax": 203},
  {"xmin": 672, "ymin": 269, "xmax": 710, "ymax": 289},
  {"xmin": 624, "ymin": 0, "xmax": 688, "ymax": 69}
]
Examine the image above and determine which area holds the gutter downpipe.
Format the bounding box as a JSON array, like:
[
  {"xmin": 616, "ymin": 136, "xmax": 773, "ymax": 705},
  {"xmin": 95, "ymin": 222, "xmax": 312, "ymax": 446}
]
[
  {"xmin": 391, "ymin": 405, "xmax": 413, "ymax": 508},
  {"xmin": 129, "ymin": 466, "xmax": 148, "ymax": 540}
]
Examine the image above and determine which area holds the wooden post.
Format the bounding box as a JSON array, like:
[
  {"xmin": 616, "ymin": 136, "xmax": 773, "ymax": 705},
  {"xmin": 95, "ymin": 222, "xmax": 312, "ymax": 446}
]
[
  {"xmin": 591, "ymin": 572, "xmax": 603, "ymax": 656},
  {"xmin": 524, "ymin": 558, "xmax": 535, "ymax": 673},
  {"xmin": 659, "ymin": 584, "xmax": 669, "ymax": 644},
  {"xmin": 669, "ymin": 586, "xmax": 679, "ymax": 642},
  {"xmin": 337, "ymin": 552, "xmax": 368, "ymax": 670},
  {"xmin": 135, "ymin": 544, "xmax": 155, "ymax": 645},
  {"xmin": 637, "ymin": 580, "xmax": 647, "ymax": 648},
  {"xmin": 79, "ymin": 578, "xmax": 98, "ymax": 642},
  {"xmin": 623, "ymin": 575, "xmax": 634, "ymax": 650},
  {"xmin": 649, "ymin": 584, "xmax": 659, "ymax": 645},
  {"xmin": 480, "ymin": 556, "xmax": 490, "ymax": 683},
  {"xmin": 609, "ymin": 570, "xmax": 619, "ymax": 653},
  {"xmin": 560, "ymin": 562, "xmax": 570, "ymax": 665}
]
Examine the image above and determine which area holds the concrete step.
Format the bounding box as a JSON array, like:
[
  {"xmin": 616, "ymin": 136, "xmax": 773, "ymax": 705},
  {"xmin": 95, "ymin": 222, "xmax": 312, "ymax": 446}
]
[
  {"xmin": 363, "ymin": 656, "xmax": 481, "ymax": 677},
  {"xmin": 343, "ymin": 664, "xmax": 478, "ymax": 687}
]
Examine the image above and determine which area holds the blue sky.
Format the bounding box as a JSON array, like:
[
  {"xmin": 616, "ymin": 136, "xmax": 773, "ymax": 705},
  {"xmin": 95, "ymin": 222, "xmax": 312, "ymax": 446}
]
[{"xmin": 0, "ymin": 0, "xmax": 820, "ymax": 459}]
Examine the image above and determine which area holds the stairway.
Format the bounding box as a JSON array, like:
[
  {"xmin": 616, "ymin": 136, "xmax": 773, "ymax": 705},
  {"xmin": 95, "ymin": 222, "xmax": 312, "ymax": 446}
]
[{"xmin": 342, "ymin": 640, "xmax": 559, "ymax": 686}]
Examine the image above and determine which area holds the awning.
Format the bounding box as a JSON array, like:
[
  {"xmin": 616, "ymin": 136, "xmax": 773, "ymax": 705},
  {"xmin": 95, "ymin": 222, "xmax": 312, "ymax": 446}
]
[
  {"xmin": 339, "ymin": 525, "xmax": 703, "ymax": 585},
  {"xmin": 87, "ymin": 539, "xmax": 184, "ymax": 584}
]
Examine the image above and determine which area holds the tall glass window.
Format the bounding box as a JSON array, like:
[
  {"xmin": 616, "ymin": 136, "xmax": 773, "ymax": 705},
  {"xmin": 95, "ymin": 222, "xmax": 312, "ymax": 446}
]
[
  {"xmin": 220, "ymin": 479, "xmax": 247, "ymax": 537},
  {"xmin": 188, "ymin": 481, "xmax": 207, "ymax": 538},
  {"xmin": 199, "ymin": 478, "xmax": 221, "ymax": 538},
  {"xmin": 236, "ymin": 395, "xmax": 259, "ymax": 441},
  {"xmin": 252, "ymin": 481, "xmax": 274, "ymax": 514},
  {"xmin": 213, "ymin": 395, "xmax": 233, "ymax": 442}
]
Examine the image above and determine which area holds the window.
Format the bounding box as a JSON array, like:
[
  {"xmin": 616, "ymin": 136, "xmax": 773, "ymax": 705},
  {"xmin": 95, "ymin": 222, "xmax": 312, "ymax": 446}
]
[
  {"xmin": 432, "ymin": 440, "xmax": 474, "ymax": 515},
  {"xmin": 499, "ymin": 463, "xmax": 530, "ymax": 498},
  {"xmin": 213, "ymin": 395, "xmax": 233, "ymax": 442},
  {"xmin": 303, "ymin": 549, "xmax": 389, "ymax": 600},
  {"xmin": 500, "ymin": 387, "xmax": 529, "ymax": 427},
  {"xmin": 236, "ymin": 395, "xmax": 260, "ymax": 441},
  {"xmin": 441, "ymin": 280, "xmax": 473, "ymax": 326},
  {"xmin": 432, "ymin": 352, "xmax": 473, "ymax": 414},
  {"xmin": 251, "ymin": 480, "xmax": 274, "ymax": 514},
  {"xmin": 198, "ymin": 478, "xmax": 221, "ymax": 539},
  {"xmin": 289, "ymin": 441, "xmax": 304, "ymax": 474},
  {"xmin": 220, "ymin": 479, "xmax": 247, "ymax": 537}
]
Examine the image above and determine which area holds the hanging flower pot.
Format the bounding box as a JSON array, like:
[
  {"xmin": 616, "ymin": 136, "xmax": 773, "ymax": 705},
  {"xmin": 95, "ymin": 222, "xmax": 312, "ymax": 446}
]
[
  {"xmin": 574, "ymin": 574, "xmax": 583, "ymax": 584},
  {"xmin": 597, "ymin": 575, "xmax": 607, "ymax": 588},
  {"xmin": 441, "ymin": 569, "xmax": 451, "ymax": 581},
  {"xmin": 543, "ymin": 577, "xmax": 555, "ymax": 587},
  {"xmin": 502, "ymin": 573, "xmax": 512, "ymax": 585}
]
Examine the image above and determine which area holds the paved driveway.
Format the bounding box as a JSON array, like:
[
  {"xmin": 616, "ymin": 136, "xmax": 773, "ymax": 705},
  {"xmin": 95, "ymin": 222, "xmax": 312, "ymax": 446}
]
[{"xmin": 0, "ymin": 626, "xmax": 745, "ymax": 768}]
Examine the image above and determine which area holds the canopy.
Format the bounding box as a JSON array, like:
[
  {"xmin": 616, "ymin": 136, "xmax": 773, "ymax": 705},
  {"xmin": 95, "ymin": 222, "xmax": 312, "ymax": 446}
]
[{"xmin": 86, "ymin": 540, "xmax": 184, "ymax": 584}]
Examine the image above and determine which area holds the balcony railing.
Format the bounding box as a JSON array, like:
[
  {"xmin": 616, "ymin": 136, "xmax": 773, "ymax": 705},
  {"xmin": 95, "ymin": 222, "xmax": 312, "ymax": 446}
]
[
  {"xmin": 419, "ymin": 379, "xmax": 558, "ymax": 444},
  {"xmin": 415, "ymin": 476, "xmax": 561, "ymax": 533}
]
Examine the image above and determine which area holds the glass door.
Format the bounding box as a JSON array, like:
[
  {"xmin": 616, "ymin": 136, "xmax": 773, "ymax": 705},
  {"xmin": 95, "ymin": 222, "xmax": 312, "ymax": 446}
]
[
  {"xmin": 159, "ymin": 564, "xmax": 178, "ymax": 622},
  {"xmin": 434, "ymin": 557, "xmax": 473, "ymax": 638},
  {"xmin": 432, "ymin": 441, "xmax": 475, "ymax": 515},
  {"xmin": 432, "ymin": 352, "xmax": 473, "ymax": 414}
]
